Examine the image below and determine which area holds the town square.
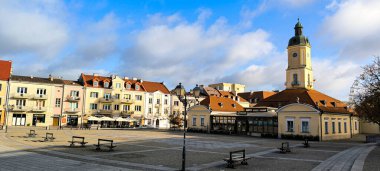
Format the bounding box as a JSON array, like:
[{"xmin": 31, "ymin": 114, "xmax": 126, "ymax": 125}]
[{"xmin": 0, "ymin": 0, "xmax": 380, "ymax": 171}]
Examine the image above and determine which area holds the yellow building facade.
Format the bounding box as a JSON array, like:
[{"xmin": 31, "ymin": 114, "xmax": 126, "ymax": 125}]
[
  {"xmin": 7, "ymin": 75, "xmax": 63, "ymax": 127},
  {"xmin": 208, "ymin": 83, "xmax": 246, "ymax": 94},
  {"xmin": 0, "ymin": 80, "xmax": 8, "ymax": 125}
]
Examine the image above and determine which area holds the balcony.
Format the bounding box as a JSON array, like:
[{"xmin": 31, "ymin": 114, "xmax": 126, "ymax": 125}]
[
  {"xmin": 11, "ymin": 106, "xmax": 30, "ymax": 112},
  {"xmin": 99, "ymin": 98, "xmax": 113, "ymax": 103},
  {"xmin": 33, "ymin": 94, "xmax": 48, "ymax": 100},
  {"xmin": 98, "ymin": 109, "xmax": 113, "ymax": 114},
  {"xmin": 66, "ymin": 96, "xmax": 80, "ymax": 102},
  {"xmin": 120, "ymin": 99, "xmax": 134, "ymax": 104},
  {"xmin": 65, "ymin": 108, "xmax": 80, "ymax": 113},
  {"xmin": 11, "ymin": 93, "xmax": 30, "ymax": 99},
  {"xmin": 31, "ymin": 106, "xmax": 47, "ymax": 112},
  {"xmin": 121, "ymin": 111, "xmax": 134, "ymax": 115}
]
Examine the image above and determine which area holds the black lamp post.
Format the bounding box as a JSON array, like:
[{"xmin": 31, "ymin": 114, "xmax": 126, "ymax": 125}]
[{"xmin": 174, "ymin": 83, "xmax": 200, "ymax": 171}]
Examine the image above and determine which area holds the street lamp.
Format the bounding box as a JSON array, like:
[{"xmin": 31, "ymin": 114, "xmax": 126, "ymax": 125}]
[
  {"xmin": 174, "ymin": 83, "xmax": 200, "ymax": 171},
  {"xmin": 3, "ymin": 104, "xmax": 14, "ymax": 133}
]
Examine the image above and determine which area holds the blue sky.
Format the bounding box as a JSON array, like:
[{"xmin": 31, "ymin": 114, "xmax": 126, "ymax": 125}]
[{"xmin": 1, "ymin": 0, "xmax": 380, "ymax": 101}]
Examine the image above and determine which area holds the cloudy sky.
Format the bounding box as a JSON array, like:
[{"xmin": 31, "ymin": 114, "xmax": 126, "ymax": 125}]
[{"xmin": 1, "ymin": 0, "xmax": 379, "ymax": 101}]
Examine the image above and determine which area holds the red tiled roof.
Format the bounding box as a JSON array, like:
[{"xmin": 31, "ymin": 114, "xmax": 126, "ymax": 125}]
[
  {"xmin": 141, "ymin": 81, "xmax": 170, "ymax": 94},
  {"xmin": 0, "ymin": 60, "xmax": 12, "ymax": 81},
  {"xmin": 80, "ymin": 74, "xmax": 145, "ymax": 91},
  {"xmin": 255, "ymin": 89, "xmax": 352, "ymax": 114},
  {"xmin": 200, "ymin": 96, "xmax": 244, "ymax": 112}
]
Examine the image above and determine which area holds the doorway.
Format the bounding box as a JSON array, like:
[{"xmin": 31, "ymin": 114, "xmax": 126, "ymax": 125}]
[
  {"xmin": 53, "ymin": 117, "xmax": 59, "ymax": 126},
  {"xmin": 156, "ymin": 119, "xmax": 159, "ymax": 128}
]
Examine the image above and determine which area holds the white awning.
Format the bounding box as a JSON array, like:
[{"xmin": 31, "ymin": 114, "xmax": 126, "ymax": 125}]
[
  {"xmin": 125, "ymin": 118, "xmax": 137, "ymax": 122},
  {"xmin": 115, "ymin": 117, "xmax": 128, "ymax": 122},
  {"xmin": 88, "ymin": 116, "xmax": 101, "ymax": 121},
  {"xmin": 100, "ymin": 116, "xmax": 115, "ymax": 121}
]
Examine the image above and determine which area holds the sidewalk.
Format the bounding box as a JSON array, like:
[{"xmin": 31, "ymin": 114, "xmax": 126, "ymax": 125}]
[{"xmin": 363, "ymin": 146, "xmax": 380, "ymax": 171}]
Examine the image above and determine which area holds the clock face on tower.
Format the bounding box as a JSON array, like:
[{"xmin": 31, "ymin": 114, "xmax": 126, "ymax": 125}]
[{"xmin": 292, "ymin": 53, "xmax": 298, "ymax": 57}]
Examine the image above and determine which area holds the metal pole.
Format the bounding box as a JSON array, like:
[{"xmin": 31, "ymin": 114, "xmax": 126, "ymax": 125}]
[
  {"xmin": 181, "ymin": 96, "xmax": 187, "ymax": 171},
  {"xmin": 4, "ymin": 79, "xmax": 11, "ymax": 133}
]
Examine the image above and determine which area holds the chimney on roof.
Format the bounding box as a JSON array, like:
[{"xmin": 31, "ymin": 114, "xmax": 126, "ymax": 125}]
[
  {"xmin": 111, "ymin": 74, "xmax": 116, "ymax": 79},
  {"xmin": 93, "ymin": 73, "xmax": 99, "ymax": 77},
  {"xmin": 30, "ymin": 75, "xmax": 33, "ymax": 79},
  {"xmin": 49, "ymin": 74, "xmax": 53, "ymax": 81},
  {"xmin": 132, "ymin": 77, "xmax": 137, "ymax": 80},
  {"xmin": 137, "ymin": 78, "xmax": 143, "ymax": 83},
  {"xmin": 124, "ymin": 76, "xmax": 129, "ymax": 80},
  {"xmin": 250, "ymin": 91, "xmax": 254, "ymax": 95}
]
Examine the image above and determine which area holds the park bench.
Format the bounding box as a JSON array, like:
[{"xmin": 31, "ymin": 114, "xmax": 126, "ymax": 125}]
[
  {"xmin": 27, "ymin": 130, "xmax": 37, "ymax": 138},
  {"xmin": 44, "ymin": 133, "xmax": 55, "ymax": 142},
  {"xmin": 68, "ymin": 136, "xmax": 88, "ymax": 147},
  {"xmin": 93, "ymin": 139, "xmax": 116, "ymax": 151},
  {"xmin": 303, "ymin": 139, "xmax": 310, "ymax": 148},
  {"xmin": 223, "ymin": 149, "xmax": 250, "ymax": 168},
  {"xmin": 278, "ymin": 142, "xmax": 291, "ymax": 153}
]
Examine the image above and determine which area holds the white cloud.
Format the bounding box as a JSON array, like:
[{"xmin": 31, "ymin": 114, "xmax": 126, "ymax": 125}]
[
  {"xmin": 121, "ymin": 13, "xmax": 275, "ymax": 89},
  {"xmin": 313, "ymin": 58, "xmax": 361, "ymax": 101},
  {"xmin": 320, "ymin": 0, "xmax": 380, "ymax": 59},
  {"xmin": 0, "ymin": 0, "xmax": 68, "ymax": 58}
]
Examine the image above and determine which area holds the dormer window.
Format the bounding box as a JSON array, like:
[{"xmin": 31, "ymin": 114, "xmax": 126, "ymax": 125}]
[
  {"xmin": 126, "ymin": 83, "xmax": 131, "ymax": 90},
  {"xmin": 218, "ymin": 102, "xmax": 223, "ymax": 107},
  {"xmin": 104, "ymin": 82, "xmax": 109, "ymax": 88},
  {"xmin": 232, "ymin": 104, "xmax": 236, "ymax": 108},
  {"xmin": 135, "ymin": 84, "xmax": 140, "ymax": 90},
  {"xmin": 331, "ymin": 102, "xmax": 336, "ymax": 107},
  {"xmin": 93, "ymin": 81, "xmax": 99, "ymax": 87},
  {"xmin": 320, "ymin": 100, "xmax": 326, "ymax": 106}
]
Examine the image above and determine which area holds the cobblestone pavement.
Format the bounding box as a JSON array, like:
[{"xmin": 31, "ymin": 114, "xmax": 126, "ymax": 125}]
[{"xmin": 0, "ymin": 127, "xmax": 377, "ymax": 171}]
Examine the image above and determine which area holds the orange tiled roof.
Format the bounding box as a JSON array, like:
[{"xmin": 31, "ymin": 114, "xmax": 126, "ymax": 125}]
[
  {"xmin": 202, "ymin": 86, "xmax": 221, "ymax": 96},
  {"xmin": 238, "ymin": 91, "xmax": 277, "ymax": 103},
  {"xmin": 255, "ymin": 89, "xmax": 352, "ymax": 114},
  {"xmin": 0, "ymin": 60, "xmax": 12, "ymax": 81},
  {"xmin": 80, "ymin": 74, "xmax": 145, "ymax": 91},
  {"xmin": 141, "ymin": 81, "xmax": 170, "ymax": 94},
  {"xmin": 200, "ymin": 96, "xmax": 244, "ymax": 112}
]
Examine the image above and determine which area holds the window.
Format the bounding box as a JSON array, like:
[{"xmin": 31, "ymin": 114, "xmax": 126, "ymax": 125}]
[
  {"xmin": 116, "ymin": 83, "xmax": 121, "ymax": 88},
  {"xmin": 17, "ymin": 87, "xmax": 27, "ymax": 94},
  {"xmin": 157, "ymin": 99, "xmax": 160, "ymax": 104},
  {"xmin": 16, "ymin": 99, "xmax": 26, "ymax": 106},
  {"xmin": 0, "ymin": 83, "xmax": 2, "ymax": 91},
  {"xmin": 0, "ymin": 98, "xmax": 2, "ymax": 105},
  {"xmin": 104, "ymin": 82, "xmax": 109, "ymax": 88},
  {"xmin": 104, "ymin": 93, "xmax": 111, "ymax": 99},
  {"xmin": 135, "ymin": 105, "xmax": 142, "ymax": 111},
  {"xmin": 325, "ymin": 121, "xmax": 329, "ymax": 134},
  {"xmin": 192, "ymin": 117, "xmax": 196, "ymax": 126},
  {"xmin": 344, "ymin": 122, "xmax": 347, "ymax": 133},
  {"xmin": 135, "ymin": 84, "xmax": 140, "ymax": 90},
  {"xmin": 201, "ymin": 117, "xmax": 205, "ymax": 126},
  {"xmin": 164, "ymin": 109, "xmax": 168, "ymax": 114},
  {"xmin": 355, "ymin": 121, "xmax": 358, "ymax": 130},
  {"xmin": 332, "ymin": 122, "xmax": 336, "ymax": 134},
  {"xmin": 36, "ymin": 88, "xmax": 46, "ymax": 95},
  {"xmin": 115, "ymin": 94, "xmax": 120, "ymax": 99},
  {"xmin": 126, "ymin": 83, "xmax": 131, "ymax": 89},
  {"xmin": 123, "ymin": 105, "xmax": 130, "ymax": 111},
  {"xmin": 90, "ymin": 103, "xmax": 98, "ymax": 110},
  {"xmin": 123, "ymin": 94, "xmax": 131, "ymax": 99},
  {"xmin": 55, "ymin": 98, "xmax": 61, "ymax": 107},
  {"xmin": 149, "ymin": 108, "xmax": 152, "ymax": 114},
  {"xmin": 90, "ymin": 92, "xmax": 98, "ymax": 98},
  {"xmin": 338, "ymin": 122, "xmax": 342, "ymax": 133},
  {"xmin": 174, "ymin": 101, "xmax": 179, "ymax": 106},
  {"xmin": 164, "ymin": 99, "xmax": 168, "ymax": 105},
  {"xmin": 69, "ymin": 102, "xmax": 78, "ymax": 109},
  {"xmin": 301, "ymin": 120, "xmax": 309, "ymax": 133},
  {"xmin": 331, "ymin": 102, "xmax": 336, "ymax": 107},
  {"xmin": 307, "ymin": 74, "xmax": 311, "ymax": 86},
  {"xmin": 114, "ymin": 105, "xmax": 119, "ymax": 110},
  {"xmin": 292, "ymin": 74, "xmax": 298, "ymax": 85},
  {"xmin": 135, "ymin": 95, "xmax": 142, "ymax": 101},
  {"xmin": 286, "ymin": 119, "xmax": 294, "ymax": 132},
  {"xmin": 103, "ymin": 104, "xmax": 111, "ymax": 110},
  {"xmin": 70, "ymin": 90, "xmax": 79, "ymax": 97},
  {"xmin": 149, "ymin": 98, "xmax": 153, "ymax": 104},
  {"xmin": 93, "ymin": 81, "xmax": 98, "ymax": 87}
]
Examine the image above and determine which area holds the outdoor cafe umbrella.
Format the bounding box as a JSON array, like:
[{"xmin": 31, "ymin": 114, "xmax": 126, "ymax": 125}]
[
  {"xmin": 115, "ymin": 117, "xmax": 128, "ymax": 122},
  {"xmin": 88, "ymin": 116, "xmax": 101, "ymax": 121},
  {"xmin": 100, "ymin": 116, "xmax": 115, "ymax": 121}
]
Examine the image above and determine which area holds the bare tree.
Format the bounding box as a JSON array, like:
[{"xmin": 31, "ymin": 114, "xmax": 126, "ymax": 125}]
[
  {"xmin": 354, "ymin": 56, "xmax": 380, "ymax": 126},
  {"xmin": 169, "ymin": 113, "xmax": 183, "ymax": 128}
]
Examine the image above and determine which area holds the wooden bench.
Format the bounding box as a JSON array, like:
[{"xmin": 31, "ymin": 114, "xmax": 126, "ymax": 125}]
[
  {"xmin": 278, "ymin": 142, "xmax": 291, "ymax": 153},
  {"xmin": 223, "ymin": 149, "xmax": 250, "ymax": 168},
  {"xmin": 93, "ymin": 139, "xmax": 116, "ymax": 151},
  {"xmin": 68, "ymin": 136, "xmax": 88, "ymax": 147},
  {"xmin": 303, "ymin": 139, "xmax": 310, "ymax": 148},
  {"xmin": 44, "ymin": 133, "xmax": 55, "ymax": 142},
  {"xmin": 27, "ymin": 130, "xmax": 37, "ymax": 138}
]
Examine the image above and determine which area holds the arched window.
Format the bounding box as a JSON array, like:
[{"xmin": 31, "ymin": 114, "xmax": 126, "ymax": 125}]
[
  {"xmin": 292, "ymin": 74, "xmax": 298, "ymax": 85},
  {"xmin": 135, "ymin": 84, "xmax": 140, "ymax": 90},
  {"xmin": 104, "ymin": 82, "xmax": 109, "ymax": 88},
  {"xmin": 93, "ymin": 81, "xmax": 98, "ymax": 87},
  {"xmin": 308, "ymin": 74, "xmax": 311, "ymax": 86},
  {"xmin": 126, "ymin": 83, "xmax": 131, "ymax": 89}
]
